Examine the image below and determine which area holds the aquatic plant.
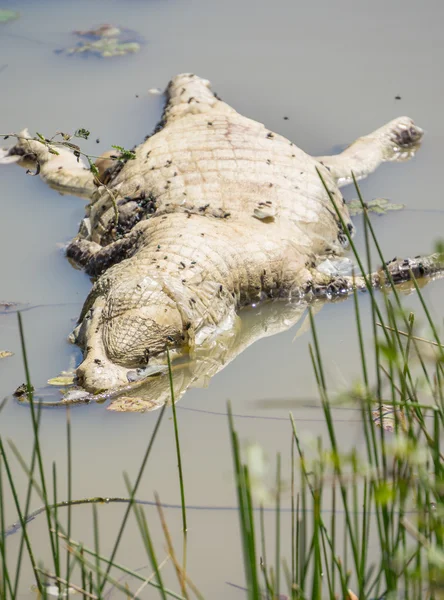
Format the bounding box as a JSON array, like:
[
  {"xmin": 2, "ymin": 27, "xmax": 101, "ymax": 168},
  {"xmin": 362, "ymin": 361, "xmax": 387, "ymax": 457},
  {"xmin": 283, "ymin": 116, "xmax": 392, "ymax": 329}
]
[
  {"xmin": 62, "ymin": 24, "xmax": 142, "ymax": 59},
  {"xmin": 0, "ymin": 10, "xmax": 19, "ymax": 24}
]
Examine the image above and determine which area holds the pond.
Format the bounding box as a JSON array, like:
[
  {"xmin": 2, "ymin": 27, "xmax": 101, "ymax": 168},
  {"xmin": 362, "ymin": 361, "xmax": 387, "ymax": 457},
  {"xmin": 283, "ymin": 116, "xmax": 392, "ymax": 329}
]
[{"xmin": 1, "ymin": 0, "xmax": 444, "ymax": 597}]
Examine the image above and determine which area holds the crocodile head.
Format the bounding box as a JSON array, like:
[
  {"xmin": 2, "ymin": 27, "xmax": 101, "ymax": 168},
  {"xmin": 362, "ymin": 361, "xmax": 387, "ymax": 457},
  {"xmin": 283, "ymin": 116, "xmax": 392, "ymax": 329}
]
[{"xmin": 70, "ymin": 285, "xmax": 186, "ymax": 393}]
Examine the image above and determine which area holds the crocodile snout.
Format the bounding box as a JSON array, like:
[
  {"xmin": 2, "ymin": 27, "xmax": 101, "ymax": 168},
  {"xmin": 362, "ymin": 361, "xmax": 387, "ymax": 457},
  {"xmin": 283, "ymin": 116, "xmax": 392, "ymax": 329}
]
[{"xmin": 75, "ymin": 356, "xmax": 129, "ymax": 393}]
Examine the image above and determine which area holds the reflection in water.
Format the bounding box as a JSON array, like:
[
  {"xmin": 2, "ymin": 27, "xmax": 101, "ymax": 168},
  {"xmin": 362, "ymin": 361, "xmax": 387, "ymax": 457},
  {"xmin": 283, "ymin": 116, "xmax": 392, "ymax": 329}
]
[
  {"xmin": 12, "ymin": 262, "xmax": 443, "ymax": 413},
  {"xmin": 34, "ymin": 297, "xmax": 336, "ymax": 411},
  {"xmin": 107, "ymin": 299, "xmax": 317, "ymax": 411}
]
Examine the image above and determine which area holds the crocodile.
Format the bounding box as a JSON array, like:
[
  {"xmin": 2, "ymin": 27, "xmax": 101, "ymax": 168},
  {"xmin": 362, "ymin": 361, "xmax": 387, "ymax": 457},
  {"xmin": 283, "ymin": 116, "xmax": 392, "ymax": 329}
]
[{"xmin": 1, "ymin": 73, "xmax": 438, "ymax": 408}]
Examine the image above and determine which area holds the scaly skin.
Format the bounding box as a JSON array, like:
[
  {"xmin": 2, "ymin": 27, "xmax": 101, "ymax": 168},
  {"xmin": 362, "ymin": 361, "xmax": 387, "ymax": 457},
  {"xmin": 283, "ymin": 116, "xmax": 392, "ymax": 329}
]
[
  {"xmin": 71, "ymin": 213, "xmax": 315, "ymax": 391},
  {"xmin": 1, "ymin": 73, "xmax": 426, "ymax": 397}
]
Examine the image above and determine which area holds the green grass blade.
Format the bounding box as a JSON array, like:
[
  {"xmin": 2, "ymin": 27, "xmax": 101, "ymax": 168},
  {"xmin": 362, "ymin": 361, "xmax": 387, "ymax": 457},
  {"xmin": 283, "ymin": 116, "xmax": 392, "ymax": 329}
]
[
  {"xmin": 275, "ymin": 453, "xmax": 281, "ymax": 600},
  {"xmin": 0, "ymin": 438, "xmax": 41, "ymax": 592},
  {"xmin": 17, "ymin": 312, "xmax": 60, "ymax": 579},
  {"xmin": 98, "ymin": 401, "xmax": 167, "ymax": 593},
  {"xmin": 166, "ymin": 349, "xmax": 187, "ymax": 536}
]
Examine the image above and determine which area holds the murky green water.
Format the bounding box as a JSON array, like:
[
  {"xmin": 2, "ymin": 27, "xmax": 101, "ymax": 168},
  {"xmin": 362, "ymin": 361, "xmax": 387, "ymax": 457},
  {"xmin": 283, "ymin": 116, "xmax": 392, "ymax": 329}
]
[{"xmin": 1, "ymin": 0, "xmax": 444, "ymax": 596}]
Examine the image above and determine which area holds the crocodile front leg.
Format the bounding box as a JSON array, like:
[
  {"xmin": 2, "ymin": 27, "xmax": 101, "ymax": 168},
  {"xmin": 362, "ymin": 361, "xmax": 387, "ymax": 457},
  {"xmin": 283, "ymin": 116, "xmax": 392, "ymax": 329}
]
[
  {"xmin": 66, "ymin": 221, "xmax": 149, "ymax": 275},
  {"xmin": 316, "ymin": 117, "xmax": 423, "ymax": 187},
  {"xmin": 0, "ymin": 129, "xmax": 96, "ymax": 199}
]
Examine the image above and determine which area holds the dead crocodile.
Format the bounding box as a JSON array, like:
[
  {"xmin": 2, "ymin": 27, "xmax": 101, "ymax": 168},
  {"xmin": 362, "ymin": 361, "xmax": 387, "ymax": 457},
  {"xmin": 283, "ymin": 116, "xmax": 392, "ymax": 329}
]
[{"xmin": 1, "ymin": 73, "xmax": 437, "ymax": 399}]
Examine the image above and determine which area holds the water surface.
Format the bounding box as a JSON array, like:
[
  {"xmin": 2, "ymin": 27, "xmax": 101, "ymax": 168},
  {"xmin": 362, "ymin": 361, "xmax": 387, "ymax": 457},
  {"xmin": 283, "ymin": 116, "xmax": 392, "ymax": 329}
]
[{"xmin": 1, "ymin": 0, "xmax": 444, "ymax": 596}]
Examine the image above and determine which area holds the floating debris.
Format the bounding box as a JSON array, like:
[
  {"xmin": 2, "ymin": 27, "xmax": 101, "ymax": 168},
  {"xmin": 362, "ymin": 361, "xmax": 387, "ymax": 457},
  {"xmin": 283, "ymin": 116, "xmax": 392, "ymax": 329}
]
[
  {"xmin": 126, "ymin": 364, "xmax": 168, "ymax": 382},
  {"xmin": 0, "ymin": 301, "xmax": 17, "ymax": 309},
  {"xmin": 60, "ymin": 23, "xmax": 142, "ymax": 59},
  {"xmin": 0, "ymin": 350, "xmax": 13, "ymax": 359},
  {"xmin": 148, "ymin": 87, "xmax": 163, "ymax": 95},
  {"xmin": 348, "ymin": 197, "xmax": 404, "ymax": 216},
  {"xmin": 73, "ymin": 24, "xmax": 121, "ymax": 38},
  {"xmin": 372, "ymin": 404, "xmax": 406, "ymax": 433},
  {"xmin": 63, "ymin": 389, "xmax": 91, "ymax": 402},
  {"xmin": 0, "ymin": 9, "xmax": 20, "ymax": 23},
  {"xmin": 47, "ymin": 375, "xmax": 75, "ymax": 386},
  {"xmin": 317, "ymin": 256, "xmax": 353, "ymax": 277},
  {"xmin": 65, "ymin": 38, "xmax": 140, "ymax": 58},
  {"xmin": 108, "ymin": 396, "xmax": 156, "ymax": 412},
  {"xmin": 13, "ymin": 383, "xmax": 34, "ymax": 398},
  {"xmin": 47, "ymin": 368, "xmax": 75, "ymax": 386}
]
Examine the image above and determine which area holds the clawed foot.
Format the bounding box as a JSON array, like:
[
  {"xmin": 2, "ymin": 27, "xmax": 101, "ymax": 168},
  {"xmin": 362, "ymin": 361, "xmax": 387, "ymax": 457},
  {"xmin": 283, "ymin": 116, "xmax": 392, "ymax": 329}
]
[
  {"xmin": 384, "ymin": 253, "xmax": 443, "ymax": 284},
  {"xmin": 386, "ymin": 117, "xmax": 424, "ymax": 161},
  {"xmin": 0, "ymin": 129, "xmax": 40, "ymax": 169}
]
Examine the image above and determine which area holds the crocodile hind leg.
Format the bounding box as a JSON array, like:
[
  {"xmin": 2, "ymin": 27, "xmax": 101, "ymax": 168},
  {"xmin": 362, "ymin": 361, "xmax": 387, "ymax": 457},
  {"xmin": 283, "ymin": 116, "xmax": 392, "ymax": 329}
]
[
  {"xmin": 308, "ymin": 253, "xmax": 444, "ymax": 299},
  {"xmin": 315, "ymin": 117, "xmax": 423, "ymax": 188}
]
